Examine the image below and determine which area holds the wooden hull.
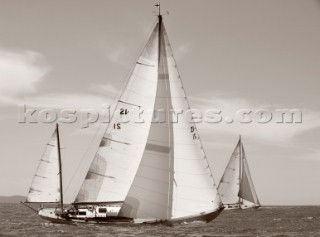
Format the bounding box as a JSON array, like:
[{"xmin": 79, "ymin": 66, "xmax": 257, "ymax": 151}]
[
  {"xmin": 166, "ymin": 208, "xmax": 223, "ymax": 224},
  {"xmin": 39, "ymin": 214, "xmax": 133, "ymax": 224},
  {"xmin": 37, "ymin": 208, "xmax": 223, "ymax": 225}
]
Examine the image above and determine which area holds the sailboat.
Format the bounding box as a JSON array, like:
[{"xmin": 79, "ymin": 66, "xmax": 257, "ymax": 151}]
[
  {"xmin": 218, "ymin": 136, "xmax": 260, "ymax": 210},
  {"xmin": 23, "ymin": 5, "xmax": 223, "ymax": 224}
]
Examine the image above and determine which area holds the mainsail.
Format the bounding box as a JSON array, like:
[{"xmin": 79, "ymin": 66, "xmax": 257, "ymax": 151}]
[
  {"xmin": 218, "ymin": 137, "xmax": 260, "ymax": 208},
  {"xmin": 26, "ymin": 126, "xmax": 61, "ymax": 203},
  {"xmin": 75, "ymin": 22, "xmax": 160, "ymax": 203},
  {"xmin": 119, "ymin": 15, "xmax": 222, "ymax": 220}
]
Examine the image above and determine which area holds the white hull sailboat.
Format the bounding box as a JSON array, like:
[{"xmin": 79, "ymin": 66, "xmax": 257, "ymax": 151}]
[
  {"xmin": 218, "ymin": 136, "xmax": 260, "ymax": 210},
  {"xmin": 23, "ymin": 5, "xmax": 223, "ymax": 224}
]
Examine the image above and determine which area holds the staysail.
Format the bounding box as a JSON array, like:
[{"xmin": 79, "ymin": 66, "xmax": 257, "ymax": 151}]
[
  {"xmin": 75, "ymin": 22, "xmax": 160, "ymax": 203},
  {"xmin": 120, "ymin": 15, "xmax": 222, "ymax": 220},
  {"xmin": 26, "ymin": 128, "xmax": 61, "ymax": 203}
]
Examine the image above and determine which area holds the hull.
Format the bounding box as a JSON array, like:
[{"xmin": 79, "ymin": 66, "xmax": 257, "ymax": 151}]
[
  {"xmin": 133, "ymin": 208, "xmax": 223, "ymax": 224},
  {"xmin": 223, "ymin": 204, "xmax": 240, "ymax": 210},
  {"xmin": 168, "ymin": 208, "xmax": 223, "ymax": 224},
  {"xmin": 38, "ymin": 206, "xmax": 133, "ymax": 224},
  {"xmin": 241, "ymin": 204, "xmax": 260, "ymax": 210},
  {"xmin": 37, "ymin": 207, "xmax": 223, "ymax": 225},
  {"xmin": 38, "ymin": 208, "xmax": 71, "ymax": 224},
  {"xmin": 223, "ymin": 207, "xmax": 239, "ymax": 210},
  {"xmin": 222, "ymin": 203, "xmax": 260, "ymax": 210},
  {"xmin": 38, "ymin": 212, "xmax": 133, "ymax": 224},
  {"xmin": 39, "ymin": 215, "xmax": 133, "ymax": 224}
]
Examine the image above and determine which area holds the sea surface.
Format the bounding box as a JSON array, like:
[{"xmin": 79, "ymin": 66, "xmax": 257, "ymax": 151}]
[{"xmin": 1, "ymin": 204, "xmax": 320, "ymax": 237}]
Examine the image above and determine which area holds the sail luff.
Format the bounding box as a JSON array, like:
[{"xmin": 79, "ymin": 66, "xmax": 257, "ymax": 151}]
[
  {"xmin": 239, "ymin": 136, "xmax": 242, "ymax": 205},
  {"xmin": 56, "ymin": 123, "xmax": 64, "ymax": 211},
  {"xmin": 158, "ymin": 15, "xmax": 169, "ymax": 218},
  {"xmin": 159, "ymin": 14, "xmax": 175, "ymax": 219}
]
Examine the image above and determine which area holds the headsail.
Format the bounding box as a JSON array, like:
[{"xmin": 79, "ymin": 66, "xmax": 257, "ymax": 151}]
[
  {"xmin": 120, "ymin": 16, "xmax": 222, "ymax": 220},
  {"xmin": 217, "ymin": 141, "xmax": 241, "ymax": 205},
  {"xmin": 239, "ymin": 145, "xmax": 260, "ymax": 206},
  {"xmin": 75, "ymin": 22, "xmax": 159, "ymax": 203},
  {"xmin": 26, "ymin": 128, "xmax": 61, "ymax": 203}
]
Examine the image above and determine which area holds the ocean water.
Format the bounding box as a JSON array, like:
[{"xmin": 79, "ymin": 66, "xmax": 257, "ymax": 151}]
[{"xmin": 1, "ymin": 204, "xmax": 320, "ymax": 237}]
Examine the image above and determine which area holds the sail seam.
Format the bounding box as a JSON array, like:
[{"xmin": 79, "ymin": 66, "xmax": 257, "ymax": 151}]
[
  {"xmin": 118, "ymin": 100, "xmax": 141, "ymax": 108},
  {"xmin": 136, "ymin": 62, "xmax": 156, "ymax": 67}
]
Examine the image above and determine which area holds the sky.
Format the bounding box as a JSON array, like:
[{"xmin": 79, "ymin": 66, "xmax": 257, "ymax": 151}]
[{"xmin": 0, "ymin": 0, "xmax": 319, "ymax": 205}]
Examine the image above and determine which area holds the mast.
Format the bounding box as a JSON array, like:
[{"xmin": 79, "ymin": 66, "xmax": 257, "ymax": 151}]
[
  {"xmin": 56, "ymin": 123, "xmax": 64, "ymax": 212},
  {"xmin": 158, "ymin": 4, "xmax": 172, "ymax": 219},
  {"xmin": 155, "ymin": 2, "xmax": 161, "ymax": 17},
  {"xmin": 157, "ymin": 3, "xmax": 162, "ymax": 64},
  {"xmin": 158, "ymin": 3, "xmax": 174, "ymax": 218},
  {"xmin": 239, "ymin": 135, "xmax": 242, "ymax": 206}
]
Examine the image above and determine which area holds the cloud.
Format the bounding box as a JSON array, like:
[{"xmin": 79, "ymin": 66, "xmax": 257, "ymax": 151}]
[
  {"xmin": 91, "ymin": 83, "xmax": 119, "ymax": 97},
  {"xmin": 0, "ymin": 48, "xmax": 50, "ymax": 104},
  {"xmin": 300, "ymin": 148, "xmax": 320, "ymax": 161},
  {"xmin": 21, "ymin": 93, "xmax": 113, "ymax": 110},
  {"xmin": 20, "ymin": 90, "xmax": 319, "ymax": 149},
  {"xmin": 105, "ymin": 46, "xmax": 127, "ymax": 65},
  {"xmin": 175, "ymin": 42, "xmax": 192, "ymax": 61},
  {"xmin": 95, "ymin": 40, "xmax": 129, "ymax": 67},
  {"xmin": 188, "ymin": 92, "xmax": 320, "ymax": 147},
  {"xmin": 18, "ymin": 80, "xmax": 120, "ymax": 110}
]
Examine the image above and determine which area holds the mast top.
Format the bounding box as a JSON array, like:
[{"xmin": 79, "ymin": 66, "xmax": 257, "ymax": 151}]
[{"xmin": 155, "ymin": 2, "xmax": 161, "ymax": 17}]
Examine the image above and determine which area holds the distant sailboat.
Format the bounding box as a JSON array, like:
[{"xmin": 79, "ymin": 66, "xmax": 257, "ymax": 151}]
[
  {"xmin": 23, "ymin": 5, "xmax": 223, "ymax": 224},
  {"xmin": 218, "ymin": 136, "xmax": 260, "ymax": 210},
  {"xmin": 23, "ymin": 123, "xmax": 66, "ymax": 221}
]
